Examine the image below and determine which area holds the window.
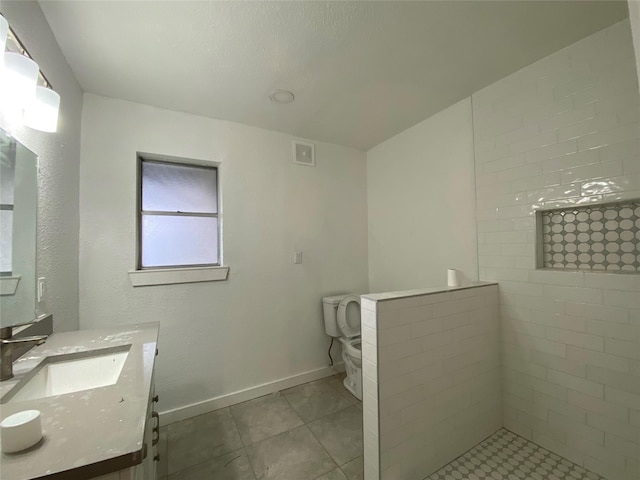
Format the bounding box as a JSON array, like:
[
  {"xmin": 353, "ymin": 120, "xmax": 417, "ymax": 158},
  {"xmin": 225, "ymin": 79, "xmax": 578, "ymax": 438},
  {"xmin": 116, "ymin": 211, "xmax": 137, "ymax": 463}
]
[{"xmin": 138, "ymin": 156, "xmax": 219, "ymax": 269}]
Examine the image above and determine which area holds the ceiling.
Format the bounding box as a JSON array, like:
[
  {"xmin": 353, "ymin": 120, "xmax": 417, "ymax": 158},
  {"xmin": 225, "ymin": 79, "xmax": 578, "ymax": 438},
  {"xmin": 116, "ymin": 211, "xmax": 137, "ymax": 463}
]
[{"xmin": 39, "ymin": 1, "xmax": 629, "ymax": 151}]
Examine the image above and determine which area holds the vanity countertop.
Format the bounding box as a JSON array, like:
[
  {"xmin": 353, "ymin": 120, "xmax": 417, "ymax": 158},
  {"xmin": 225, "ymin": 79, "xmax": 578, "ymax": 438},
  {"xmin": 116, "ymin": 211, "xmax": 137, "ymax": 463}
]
[{"xmin": 0, "ymin": 322, "xmax": 160, "ymax": 480}]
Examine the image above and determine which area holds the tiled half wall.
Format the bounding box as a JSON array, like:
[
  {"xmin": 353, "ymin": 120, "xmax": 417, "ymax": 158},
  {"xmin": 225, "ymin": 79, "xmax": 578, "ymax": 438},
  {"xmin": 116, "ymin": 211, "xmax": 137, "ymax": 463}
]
[
  {"xmin": 361, "ymin": 283, "xmax": 501, "ymax": 480},
  {"xmin": 473, "ymin": 19, "xmax": 640, "ymax": 480}
]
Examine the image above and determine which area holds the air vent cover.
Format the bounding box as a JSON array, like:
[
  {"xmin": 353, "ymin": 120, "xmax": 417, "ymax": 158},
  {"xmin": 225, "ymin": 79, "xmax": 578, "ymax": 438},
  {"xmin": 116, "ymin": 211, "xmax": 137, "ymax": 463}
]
[{"xmin": 293, "ymin": 141, "xmax": 315, "ymax": 167}]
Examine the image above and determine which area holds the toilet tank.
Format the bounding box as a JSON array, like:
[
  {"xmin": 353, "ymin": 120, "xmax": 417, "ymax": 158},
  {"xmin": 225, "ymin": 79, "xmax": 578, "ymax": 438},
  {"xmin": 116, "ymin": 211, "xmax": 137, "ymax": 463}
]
[{"xmin": 322, "ymin": 294, "xmax": 350, "ymax": 337}]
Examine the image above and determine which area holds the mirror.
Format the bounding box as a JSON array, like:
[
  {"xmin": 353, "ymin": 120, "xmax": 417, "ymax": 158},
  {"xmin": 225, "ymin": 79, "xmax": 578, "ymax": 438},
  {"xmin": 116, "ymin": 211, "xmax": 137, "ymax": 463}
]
[{"xmin": 0, "ymin": 129, "xmax": 37, "ymax": 328}]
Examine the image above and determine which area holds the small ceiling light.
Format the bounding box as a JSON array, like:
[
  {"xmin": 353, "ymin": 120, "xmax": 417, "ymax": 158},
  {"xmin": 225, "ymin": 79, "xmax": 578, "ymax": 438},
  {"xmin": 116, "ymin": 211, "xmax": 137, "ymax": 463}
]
[
  {"xmin": 2, "ymin": 52, "xmax": 38, "ymax": 112},
  {"xmin": 24, "ymin": 86, "xmax": 60, "ymax": 132},
  {"xmin": 269, "ymin": 89, "xmax": 295, "ymax": 104}
]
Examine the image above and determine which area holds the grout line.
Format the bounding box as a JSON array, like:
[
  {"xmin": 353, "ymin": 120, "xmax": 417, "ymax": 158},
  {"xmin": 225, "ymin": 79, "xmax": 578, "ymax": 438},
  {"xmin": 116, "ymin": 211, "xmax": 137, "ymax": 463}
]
[
  {"xmin": 283, "ymin": 374, "xmax": 360, "ymax": 426},
  {"xmin": 169, "ymin": 408, "xmax": 250, "ymax": 476},
  {"xmin": 165, "ymin": 373, "xmax": 362, "ymax": 479},
  {"xmin": 305, "ymin": 423, "xmax": 341, "ymax": 473},
  {"xmin": 423, "ymin": 427, "xmax": 504, "ymax": 479},
  {"xmin": 242, "ymin": 446, "xmax": 259, "ymax": 480},
  {"xmin": 470, "ymin": 94, "xmax": 482, "ymax": 285},
  {"xmin": 306, "ymin": 403, "xmax": 361, "ymax": 428},
  {"xmin": 225, "ymin": 406, "xmax": 260, "ymax": 480}
]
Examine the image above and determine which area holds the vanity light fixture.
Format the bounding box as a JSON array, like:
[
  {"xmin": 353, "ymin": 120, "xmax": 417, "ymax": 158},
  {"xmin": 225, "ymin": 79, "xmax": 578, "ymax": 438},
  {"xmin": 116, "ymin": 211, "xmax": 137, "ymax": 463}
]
[
  {"xmin": 0, "ymin": 15, "xmax": 60, "ymax": 133},
  {"xmin": 0, "ymin": 16, "xmax": 7, "ymax": 57}
]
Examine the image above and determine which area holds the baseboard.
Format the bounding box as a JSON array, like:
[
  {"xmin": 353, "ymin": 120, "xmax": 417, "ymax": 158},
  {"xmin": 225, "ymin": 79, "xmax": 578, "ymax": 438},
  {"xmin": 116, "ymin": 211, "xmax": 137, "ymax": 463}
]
[{"xmin": 159, "ymin": 362, "xmax": 345, "ymax": 426}]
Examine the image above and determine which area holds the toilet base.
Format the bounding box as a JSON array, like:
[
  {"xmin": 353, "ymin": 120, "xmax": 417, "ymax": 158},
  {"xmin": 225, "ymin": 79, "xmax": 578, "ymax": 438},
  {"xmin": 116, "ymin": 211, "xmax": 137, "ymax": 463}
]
[
  {"xmin": 343, "ymin": 375, "xmax": 362, "ymax": 401},
  {"xmin": 342, "ymin": 351, "xmax": 362, "ymax": 401}
]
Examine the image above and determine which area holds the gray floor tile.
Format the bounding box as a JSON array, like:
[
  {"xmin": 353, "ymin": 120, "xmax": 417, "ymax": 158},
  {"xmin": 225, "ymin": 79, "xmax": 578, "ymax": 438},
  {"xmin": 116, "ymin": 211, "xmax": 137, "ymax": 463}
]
[
  {"xmin": 167, "ymin": 448, "xmax": 256, "ymax": 480},
  {"xmin": 245, "ymin": 425, "xmax": 336, "ymax": 480},
  {"xmin": 167, "ymin": 408, "xmax": 243, "ymax": 474},
  {"xmin": 325, "ymin": 374, "xmax": 358, "ymax": 402},
  {"xmin": 231, "ymin": 393, "xmax": 304, "ymax": 446},
  {"xmin": 308, "ymin": 406, "xmax": 363, "ymax": 467},
  {"xmin": 340, "ymin": 455, "xmax": 364, "ymax": 480},
  {"xmin": 315, "ymin": 467, "xmax": 348, "ymax": 480},
  {"xmin": 283, "ymin": 378, "xmax": 354, "ymax": 423}
]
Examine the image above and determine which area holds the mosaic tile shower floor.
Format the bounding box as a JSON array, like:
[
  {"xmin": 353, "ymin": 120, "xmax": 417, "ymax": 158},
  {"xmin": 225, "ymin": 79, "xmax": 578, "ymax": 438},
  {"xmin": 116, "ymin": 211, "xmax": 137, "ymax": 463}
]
[{"xmin": 426, "ymin": 428, "xmax": 604, "ymax": 480}]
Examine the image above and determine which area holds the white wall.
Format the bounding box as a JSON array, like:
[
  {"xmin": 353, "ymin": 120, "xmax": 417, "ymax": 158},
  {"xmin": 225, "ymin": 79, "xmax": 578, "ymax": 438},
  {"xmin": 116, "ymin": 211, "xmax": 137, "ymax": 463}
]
[
  {"xmin": 0, "ymin": 1, "xmax": 82, "ymax": 332},
  {"xmin": 366, "ymin": 98, "xmax": 478, "ymax": 293},
  {"xmin": 79, "ymin": 94, "xmax": 369, "ymax": 415},
  {"xmin": 630, "ymin": 1, "xmax": 640, "ymax": 96},
  {"xmin": 473, "ymin": 19, "xmax": 639, "ymax": 480}
]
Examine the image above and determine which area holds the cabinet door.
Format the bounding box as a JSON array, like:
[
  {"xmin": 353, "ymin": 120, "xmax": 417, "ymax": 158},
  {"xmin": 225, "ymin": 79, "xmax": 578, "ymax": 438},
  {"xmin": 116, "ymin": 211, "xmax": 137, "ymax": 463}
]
[{"xmin": 91, "ymin": 465, "xmax": 141, "ymax": 480}]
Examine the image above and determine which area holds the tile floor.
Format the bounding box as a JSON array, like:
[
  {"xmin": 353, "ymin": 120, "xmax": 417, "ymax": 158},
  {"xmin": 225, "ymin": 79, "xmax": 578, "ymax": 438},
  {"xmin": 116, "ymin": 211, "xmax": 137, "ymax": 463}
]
[
  {"xmin": 157, "ymin": 378, "xmax": 604, "ymax": 480},
  {"xmin": 426, "ymin": 428, "xmax": 605, "ymax": 480},
  {"xmin": 158, "ymin": 373, "xmax": 364, "ymax": 480}
]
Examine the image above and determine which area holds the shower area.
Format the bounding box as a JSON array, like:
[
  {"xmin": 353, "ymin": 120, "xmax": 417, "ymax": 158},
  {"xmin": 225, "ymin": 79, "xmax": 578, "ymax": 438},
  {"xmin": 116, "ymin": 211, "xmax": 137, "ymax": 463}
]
[{"xmin": 362, "ymin": 17, "xmax": 640, "ymax": 480}]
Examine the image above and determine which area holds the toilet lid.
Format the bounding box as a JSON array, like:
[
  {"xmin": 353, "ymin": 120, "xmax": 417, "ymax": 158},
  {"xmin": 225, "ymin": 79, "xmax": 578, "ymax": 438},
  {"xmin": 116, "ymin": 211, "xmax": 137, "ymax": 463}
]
[{"xmin": 337, "ymin": 295, "xmax": 361, "ymax": 338}]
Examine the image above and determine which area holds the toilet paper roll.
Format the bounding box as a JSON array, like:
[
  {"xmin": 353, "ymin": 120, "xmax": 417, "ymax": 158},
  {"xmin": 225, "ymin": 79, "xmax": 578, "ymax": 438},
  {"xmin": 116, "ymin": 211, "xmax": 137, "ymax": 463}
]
[
  {"xmin": 447, "ymin": 269, "xmax": 460, "ymax": 287},
  {"xmin": 1, "ymin": 410, "xmax": 42, "ymax": 453}
]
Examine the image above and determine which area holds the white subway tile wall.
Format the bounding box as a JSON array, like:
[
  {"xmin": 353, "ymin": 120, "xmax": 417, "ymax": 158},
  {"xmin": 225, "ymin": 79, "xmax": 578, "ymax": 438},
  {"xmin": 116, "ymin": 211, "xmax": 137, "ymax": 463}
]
[
  {"xmin": 365, "ymin": 285, "xmax": 501, "ymax": 480},
  {"xmin": 362, "ymin": 298, "xmax": 381, "ymax": 480},
  {"xmin": 473, "ymin": 19, "xmax": 640, "ymax": 480}
]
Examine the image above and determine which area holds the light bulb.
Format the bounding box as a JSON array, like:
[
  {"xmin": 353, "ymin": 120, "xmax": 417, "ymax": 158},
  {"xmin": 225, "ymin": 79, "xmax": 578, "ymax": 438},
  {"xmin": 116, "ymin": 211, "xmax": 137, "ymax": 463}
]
[
  {"xmin": 1, "ymin": 52, "xmax": 39, "ymax": 117},
  {"xmin": 24, "ymin": 86, "xmax": 60, "ymax": 132}
]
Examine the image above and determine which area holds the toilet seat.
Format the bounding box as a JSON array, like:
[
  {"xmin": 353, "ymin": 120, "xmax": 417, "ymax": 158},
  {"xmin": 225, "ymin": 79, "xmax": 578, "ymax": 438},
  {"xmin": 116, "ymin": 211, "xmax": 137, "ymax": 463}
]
[{"xmin": 337, "ymin": 295, "xmax": 361, "ymax": 338}]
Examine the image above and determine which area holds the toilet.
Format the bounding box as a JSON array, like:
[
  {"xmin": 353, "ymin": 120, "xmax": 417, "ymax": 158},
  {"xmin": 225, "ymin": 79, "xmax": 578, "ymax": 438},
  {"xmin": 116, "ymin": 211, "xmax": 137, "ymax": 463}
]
[{"xmin": 322, "ymin": 294, "xmax": 362, "ymax": 400}]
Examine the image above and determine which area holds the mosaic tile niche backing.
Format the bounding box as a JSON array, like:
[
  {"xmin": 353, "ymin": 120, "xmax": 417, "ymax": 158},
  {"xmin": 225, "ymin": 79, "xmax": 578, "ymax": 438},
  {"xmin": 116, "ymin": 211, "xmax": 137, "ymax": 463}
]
[{"xmin": 539, "ymin": 200, "xmax": 640, "ymax": 272}]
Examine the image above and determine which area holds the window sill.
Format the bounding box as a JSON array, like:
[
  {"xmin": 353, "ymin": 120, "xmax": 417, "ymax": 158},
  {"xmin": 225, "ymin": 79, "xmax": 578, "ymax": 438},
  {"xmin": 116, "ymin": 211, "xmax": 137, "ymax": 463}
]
[
  {"xmin": 0, "ymin": 276, "xmax": 20, "ymax": 296},
  {"xmin": 128, "ymin": 266, "xmax": 229, "ymax": 287}
]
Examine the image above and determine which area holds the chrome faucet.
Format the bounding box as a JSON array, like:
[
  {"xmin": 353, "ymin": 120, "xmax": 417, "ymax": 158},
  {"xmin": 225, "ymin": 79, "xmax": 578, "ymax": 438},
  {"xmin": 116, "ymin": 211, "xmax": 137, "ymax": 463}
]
[{"xmin": 0, "ymin": 326, "xmax": 47, "ymax": 381}]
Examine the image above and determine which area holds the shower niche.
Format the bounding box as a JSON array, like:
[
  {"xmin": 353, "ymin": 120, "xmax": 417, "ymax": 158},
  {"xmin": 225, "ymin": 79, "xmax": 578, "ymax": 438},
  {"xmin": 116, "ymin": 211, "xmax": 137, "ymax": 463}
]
[{"xmin": 536, "ymin": 200, "xmax": 640, "ymax": 272}]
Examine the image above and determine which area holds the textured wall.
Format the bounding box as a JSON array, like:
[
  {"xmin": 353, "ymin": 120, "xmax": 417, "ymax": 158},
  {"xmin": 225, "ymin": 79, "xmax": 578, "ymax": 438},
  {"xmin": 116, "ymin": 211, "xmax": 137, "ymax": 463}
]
[
  {"xmin": 473, "ymin": 19, "xmax": 640, "ymax": 480},
  {"xmin": 79, "ymin": 94, "xmax": 369, "ymax": 415},
  {"xmin": 0, "ymin": 1, "xmax": 82, "ymax": 332},
  {"xmin": 366, "ymin": 98, "xmax": 478, "ymax": 293},
  {"xmin": 363, "ymin": 284, "xmax": 501, "ymax": 480}
]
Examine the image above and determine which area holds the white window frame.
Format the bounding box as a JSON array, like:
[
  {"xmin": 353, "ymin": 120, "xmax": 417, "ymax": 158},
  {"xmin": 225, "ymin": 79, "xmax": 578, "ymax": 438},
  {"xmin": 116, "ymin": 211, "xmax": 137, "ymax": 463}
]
[{"xmin": 128, "ymin": 153, "xmax": 228, "ymax": 287}]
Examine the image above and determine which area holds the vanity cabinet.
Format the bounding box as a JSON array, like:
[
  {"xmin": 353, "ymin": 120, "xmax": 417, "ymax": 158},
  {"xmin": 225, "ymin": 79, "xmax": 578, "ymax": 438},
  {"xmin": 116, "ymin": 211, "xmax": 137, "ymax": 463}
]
[
  {"xmin": 91, "ymin": 392, "xmax": 159, "ymax": 480},
  {"xmin": 143, "ymin": 379, "xmax": 160, "ymax": 480},
  {"xmin": 94, "ymin": 361, "xmax": 159, "ymax": 480}
]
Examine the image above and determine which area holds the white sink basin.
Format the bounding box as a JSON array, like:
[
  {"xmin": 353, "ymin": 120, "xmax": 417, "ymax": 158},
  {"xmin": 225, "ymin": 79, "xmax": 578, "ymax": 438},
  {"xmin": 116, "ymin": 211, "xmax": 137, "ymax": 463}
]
[{"xmin": 2, "ymin": 345, "xmax": 131, "ymax": 404}]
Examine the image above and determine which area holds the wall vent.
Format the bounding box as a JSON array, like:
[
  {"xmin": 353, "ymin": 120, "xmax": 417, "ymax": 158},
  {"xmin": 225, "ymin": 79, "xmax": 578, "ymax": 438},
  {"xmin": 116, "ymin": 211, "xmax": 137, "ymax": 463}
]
[
  {"xmin": 293, "ymin": 141, "xmax": 315, "ymax": 167},
  {"xmin": 537, "ymin": 200, "xmax": 640, "ymax": 272}
]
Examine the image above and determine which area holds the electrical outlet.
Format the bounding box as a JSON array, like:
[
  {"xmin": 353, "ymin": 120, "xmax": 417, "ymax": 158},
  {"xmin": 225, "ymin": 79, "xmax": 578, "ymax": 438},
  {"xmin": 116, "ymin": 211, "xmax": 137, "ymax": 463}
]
[{"xmin": 294, "ymin": 251, "xmax": 303, "ymax": 264}]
